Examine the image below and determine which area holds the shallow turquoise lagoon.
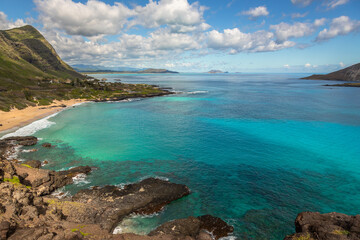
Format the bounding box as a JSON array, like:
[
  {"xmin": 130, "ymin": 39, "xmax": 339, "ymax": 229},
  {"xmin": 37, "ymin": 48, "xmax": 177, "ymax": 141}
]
[{"xmin": 15, "ymin": 73, "xmax": 360, "ymax": 239}]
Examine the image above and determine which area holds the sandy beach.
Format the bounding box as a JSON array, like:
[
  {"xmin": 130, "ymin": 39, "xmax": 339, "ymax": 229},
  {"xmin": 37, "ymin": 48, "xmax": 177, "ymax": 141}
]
[{"xmin": 0, "ymin": 99, "xmax": 88, "ymax": 134}]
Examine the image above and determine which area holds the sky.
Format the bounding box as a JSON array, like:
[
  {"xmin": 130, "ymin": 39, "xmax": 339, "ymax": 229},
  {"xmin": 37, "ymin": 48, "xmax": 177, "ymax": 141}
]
[{"xmin": 0, "ymin": 0, "xmax": 359, "ymax": 73}]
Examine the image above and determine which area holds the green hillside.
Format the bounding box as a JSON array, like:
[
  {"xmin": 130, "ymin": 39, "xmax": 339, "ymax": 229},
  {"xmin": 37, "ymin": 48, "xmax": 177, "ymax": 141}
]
[
  {"xmin": 0, "ymin": 25, "xmax": 84, "ymax": 90},
  {"xmin": 0, "ymin": 25, "xmax": 168, "ymax": 111}
]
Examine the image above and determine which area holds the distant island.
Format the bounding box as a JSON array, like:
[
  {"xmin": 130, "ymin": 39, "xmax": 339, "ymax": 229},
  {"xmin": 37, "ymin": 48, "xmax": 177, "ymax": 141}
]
[
  {"xmin": 80, "ymin": 68, "xmax": 179, "ymax": 74},
  {"xmin": 208, "ymin": 70, "xmax": 228, "ymax": 74},
  {"xmin": 302, "ymin": 63, "xmax": 360, "ymax": 87}
]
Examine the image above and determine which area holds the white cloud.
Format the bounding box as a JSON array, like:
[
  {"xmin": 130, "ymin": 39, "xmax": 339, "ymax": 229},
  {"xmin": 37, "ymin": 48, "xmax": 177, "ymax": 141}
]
[
  {"xmin": 339, "ymin": 62, "xmax": 345, "ymax": 67},
  {"xmin": 317, "ymin": 16, "xmax": 360, "ymax": 41},
  {"xmin": 324, "ymin": 0, "xmax": 349, "ymax": 9},
  {"xmin": 270, "ymin": 19, "xmax": 326, "ymax": 42},
  {"xmin": 35, "ymin": 0, "xmax": 208, "ymax": 36},
  {"xmin": 43, "ymin": 27, "xmax": 202, "ymax": 66},
  {"xmin": 35, "ymin": 0, "xmax": 134, "ymax": 36},
  {"xmin": 291, "ymin": 0, "xmax": 314, "ymax": 7},
  {"xmin": 0, "ymin": 11, "xmax": 26, "ymax": 30},
  {"xmin": 291, "ymin": 12, "xmax": 308, "ymax": 19},
  {"xmin": 131, "ymin": 0, "xmax": 208, "ymax": 32},
  {"xmin": 242, "ymin": 6, "xmax": 269, "ymax": 20},
  {"xmin": 284, "ymin": 64, "xmax": 290, "ymax": 68},
  {"xmin": 207, "ymin": 28, "xmax": 295, "ymax": 53},
  {"xmin": 305, "ymin": 63, "xmax": 312, "ymax": 67}
]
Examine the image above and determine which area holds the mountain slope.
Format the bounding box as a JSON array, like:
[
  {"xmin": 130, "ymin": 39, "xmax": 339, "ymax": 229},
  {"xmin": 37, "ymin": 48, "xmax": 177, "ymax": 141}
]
[
  {"xmin": 302, "ymin": 63, "xmax": 360, "ymax": 81},
  {"xmin": 0, "ymin": 25, "xmax": 169, "ymax": 111},
  {"xmin": 0, "ymin": 25, "xmax": 84, "ymax": 90}
]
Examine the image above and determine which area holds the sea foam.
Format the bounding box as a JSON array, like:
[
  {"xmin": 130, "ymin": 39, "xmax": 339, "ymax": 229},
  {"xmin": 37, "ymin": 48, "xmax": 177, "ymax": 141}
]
[
  {"xmin": 1, "ymin": 112, "xmax": 59, "ymax": 139},
  {"xmin": 186, "ymin": 90, "xmax": 208, "ymax": 94}
]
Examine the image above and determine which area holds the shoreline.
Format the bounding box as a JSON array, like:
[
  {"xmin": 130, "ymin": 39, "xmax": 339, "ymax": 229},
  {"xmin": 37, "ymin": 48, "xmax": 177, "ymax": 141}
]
[{"xmin": 0, "ymin": 99, "xmax": 88, "ymax": 135}]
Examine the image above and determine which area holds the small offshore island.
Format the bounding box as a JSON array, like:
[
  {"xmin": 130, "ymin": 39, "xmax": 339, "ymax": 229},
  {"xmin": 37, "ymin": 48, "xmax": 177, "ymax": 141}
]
[{"xmin": 1, "ymin": 25, "xmax": 360, "ymax": 240}]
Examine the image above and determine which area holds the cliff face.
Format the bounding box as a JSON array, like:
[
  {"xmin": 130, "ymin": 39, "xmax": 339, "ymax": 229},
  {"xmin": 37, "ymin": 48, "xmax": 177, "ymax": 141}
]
[
  {"xmin": 0, "ymin": 25, "xmax": 84, "ymax": 90},
  {"xmin": 302, "ymin": 63, "xmax": 360, "ymax": 81}
]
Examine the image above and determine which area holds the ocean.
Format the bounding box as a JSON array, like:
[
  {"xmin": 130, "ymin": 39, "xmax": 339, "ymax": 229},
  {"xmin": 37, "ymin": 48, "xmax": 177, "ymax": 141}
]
[{"xmin": 6, "ymin": 73, "xmax": 360, "ymax": 239}]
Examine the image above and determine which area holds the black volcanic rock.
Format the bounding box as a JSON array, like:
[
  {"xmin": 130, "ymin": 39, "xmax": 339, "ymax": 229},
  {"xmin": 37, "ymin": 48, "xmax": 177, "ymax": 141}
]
[
  {"xmin": 302, "ymin": 63, "xmax": 360, "ymax": 81},
  {"xmin": 284, "ymin": 212, "xmax": 360, "ymax": 240},
  {"xmin": 149, "ymin": 215, "xmax": 234, "ymax": 240},
  {"xmin": 69, "ymin": 177, "xmax": 190, "ymax": 232}
]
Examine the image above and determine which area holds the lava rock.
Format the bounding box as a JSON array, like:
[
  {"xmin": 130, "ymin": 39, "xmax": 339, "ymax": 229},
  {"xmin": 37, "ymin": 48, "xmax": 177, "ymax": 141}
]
[
  {"xmin": 284, "ymin": 212, "xmax": 360, "ymax": 240},
  {"xmin": 23, "ymin": 160, "xmax": 42, "ymax": 169}
]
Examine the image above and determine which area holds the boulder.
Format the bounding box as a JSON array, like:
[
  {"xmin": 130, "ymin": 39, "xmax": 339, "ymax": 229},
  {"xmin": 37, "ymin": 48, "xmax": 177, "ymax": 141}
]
[
  {"xmin": 284, "ymin": 212, "xmax": 360, "ymax": 240},
  {"xmin": 23, "ymin": 160, "xmax": 42, "ymax": 169}
]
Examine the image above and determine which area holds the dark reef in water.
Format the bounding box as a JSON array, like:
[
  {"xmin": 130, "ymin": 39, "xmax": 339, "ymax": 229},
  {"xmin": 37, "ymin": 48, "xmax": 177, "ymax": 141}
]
[{"xmin": 0, "ymin": 136, "xmax": 234, "ymax": 240}]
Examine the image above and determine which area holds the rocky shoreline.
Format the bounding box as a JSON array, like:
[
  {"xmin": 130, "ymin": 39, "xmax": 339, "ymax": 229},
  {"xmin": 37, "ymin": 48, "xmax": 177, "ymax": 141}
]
[
  {"xmin": 1, "ymin": 136, "xmax": 359, "ymax": 240},
  {"xmin": 0, "ymin": 136, "xmax": 234, "ymax": 240}
]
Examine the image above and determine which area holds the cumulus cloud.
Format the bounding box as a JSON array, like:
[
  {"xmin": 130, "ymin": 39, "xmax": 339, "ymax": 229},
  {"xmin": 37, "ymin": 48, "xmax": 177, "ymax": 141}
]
[
  {"xmin": 317, "ymin": 16, "xmax": 360, "ymax": 41},
  {"xmin": 0, "ymin": 11, "xmax": 26, "ymax": 30},
  {"xmin": 207, "ymin": 28, "xmax": 295, "ymax": 53},
  {"xmin": 323, "ymin": 0, "xmax": 349, "ymax": 9},
  {"xmin": 305, "ymin": 63, "xmax": 312, "ymax": 68},
  {"xmin": 34, "ymin": 0, "xmax": 208, "ymax": 36},
  {"xmin": 43, "ymin": 27, "xmax": 202, "ymax": 66},
  {"xmin": 132, "ymin": 0, "xmax": 208, "ymax": 32},
  {"xmin": 291, "ymin": 0, "xmax": 314, "ymax": 7},
  {"xmin": 34, "ymin": 0, "xmax": 134, "ymax": 36},
  {"xmin": 270, "ymin": 18, "xmax": 326, "ymax": 42},
  {"xmin": 241, "ymin": 6, "xmax": 269, "ymax": 20}
]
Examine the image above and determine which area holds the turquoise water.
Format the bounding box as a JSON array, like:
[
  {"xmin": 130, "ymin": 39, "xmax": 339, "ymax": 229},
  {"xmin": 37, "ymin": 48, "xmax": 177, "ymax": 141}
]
[{"xmin": 17, "ymin": 73, "xmax": 360, "ymax": 239}]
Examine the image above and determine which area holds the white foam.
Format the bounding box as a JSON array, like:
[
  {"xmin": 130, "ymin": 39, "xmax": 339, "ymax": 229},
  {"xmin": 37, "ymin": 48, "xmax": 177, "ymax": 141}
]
[
  {"xmin": 112, "ymin": 226, "xmax": 123, "ymax": 234},
  {"xmin": 1, "ymin": 102, "xmax": 88, "ymax": 140},
  {"xmin": 219, "ymin": 236, "xmax": 237, "ymax": 240},
  {"xmin": 72, "ymin": 173, "xmax": 90, "ymax": 186},
  {"xmin": 139, "ymin": 175, "xmax": 169, "ymax": 182},
  {"xmin": 72, "ymin": 102, "xmax": 87, "ymax": 107},
  {"xmin": 51, "ymin": 187, "xmax": 71, "ymax": 199},
  {"xmin": 5, "ymin": 145, "xmax": 21, "ymax": 160},
  {"xmin": 1, "ymin": 112, "xmax": 59, "ymax": 139},
  {"xmin": 187, "ymin": 90, "xmax": 209, "ymax": 94}
]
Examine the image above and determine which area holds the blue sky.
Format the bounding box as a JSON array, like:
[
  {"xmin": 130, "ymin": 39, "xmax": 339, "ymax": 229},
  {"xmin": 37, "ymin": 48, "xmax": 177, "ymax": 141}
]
[{"xmin": 0, "ymin": 0, "xmax": 359, "ymax": 72}]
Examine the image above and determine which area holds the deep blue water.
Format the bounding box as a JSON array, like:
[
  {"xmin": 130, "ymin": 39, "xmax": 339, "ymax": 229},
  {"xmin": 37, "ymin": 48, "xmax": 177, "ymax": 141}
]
[{"xmin": 12, "ymin": 73, "xmax": 360, "ymax": 239}]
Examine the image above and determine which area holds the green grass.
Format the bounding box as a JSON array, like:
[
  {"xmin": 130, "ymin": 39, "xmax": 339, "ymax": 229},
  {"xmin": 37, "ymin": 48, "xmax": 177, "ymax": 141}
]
[
  {"xmin": 332, "ymin": 229, "xmax": 350, "ymax": 235},
  {"xmin": 21, "ymin": 164, "xmax": 33, "ymax": 168}
]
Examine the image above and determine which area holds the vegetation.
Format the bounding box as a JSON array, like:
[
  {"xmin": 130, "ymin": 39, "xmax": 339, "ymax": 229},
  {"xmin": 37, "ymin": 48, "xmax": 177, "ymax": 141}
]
[
  {"xmin": 294, "ymin": 233, "xmax": 311, "ymax": 240},
  {"xmin": 3, "ymin": 176, "xmax": 31, "ymax": 189},
  {"xmin": 21, "ymin": 164, "xmax": 33, "ymax": 168},
  {"xmin": 332, "ymin": 229, "xmax": 350, "ymax": 235},
  {"xmin": 0, "ymin": 25, "xmax": 169, "ymax": 111}
]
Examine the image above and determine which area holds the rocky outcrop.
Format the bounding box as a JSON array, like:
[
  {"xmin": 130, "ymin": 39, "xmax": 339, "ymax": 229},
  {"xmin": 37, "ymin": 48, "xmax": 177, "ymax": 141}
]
[
  {"xmin": 0, "ymin": 136, "xmax": 234, "ymax": 240},
  {"xmin": 0, "ymin": 136, "xmax": 37, "ymax": 160},
  {"xmin": 302, "ymin": 63, "xmax": 360, "ymax": 81},
  {"xmin": 23, "ymin": 160, "xmax": 41, "ymax": 168},
  {"xmin": 284, "ymin": 212, "xmax": 360, "ymax": 240},
  {"xmin": 149, "ymin": 215, "xmax": 234, "ymax": 240},
  {"xmin": 9, "ymin": 161, "xmax": 92, "ymax": 196},
  {"xmin": 67, "ymin": 178, "xmax": 190, "ymax": 232}
]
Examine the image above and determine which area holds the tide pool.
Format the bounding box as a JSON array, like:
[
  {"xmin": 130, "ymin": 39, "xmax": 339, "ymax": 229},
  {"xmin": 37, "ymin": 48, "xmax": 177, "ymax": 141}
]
[{"xmin": 16, "ymin": 73, "xmax": 360, "ymax": 239}]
